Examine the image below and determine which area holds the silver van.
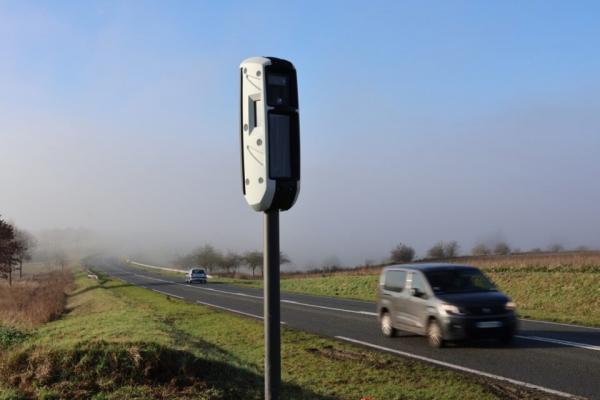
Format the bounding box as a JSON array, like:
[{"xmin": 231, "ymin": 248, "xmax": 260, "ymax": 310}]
[
  {"xmin": 186, "ymin": 268, "xmax": 207, "ymax": 284},
  {"xmin": 377, "ymin": 263, "xmax": 517, "ymax": 347}
]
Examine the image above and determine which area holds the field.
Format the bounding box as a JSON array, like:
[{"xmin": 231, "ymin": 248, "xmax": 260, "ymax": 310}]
[
  {"xmin": 0, "ymin": 270, "xmax": 556, "ymax": 399},
  {"xmin": 206, "ymin": 252, "xmax": 600, "ymax": 327}
]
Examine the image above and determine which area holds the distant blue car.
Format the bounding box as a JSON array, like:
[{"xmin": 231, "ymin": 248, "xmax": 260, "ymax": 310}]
[{"xmin": 186, "ymin": 268, "xmax": 207, "ymax": 284}]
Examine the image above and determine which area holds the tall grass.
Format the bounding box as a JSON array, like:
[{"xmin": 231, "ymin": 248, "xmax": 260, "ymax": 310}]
[
  {"xmin": 0, "ymin": 271, "xmax": 73, "ymax": 329},
  {"xmin": 447, "ymin": 251, "xmax": 600, "ymax": 272}
]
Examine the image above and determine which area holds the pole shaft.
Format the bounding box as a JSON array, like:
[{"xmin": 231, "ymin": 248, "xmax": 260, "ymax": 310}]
[{"xmin": 264, "ymin": 210, "xmax": 280, "ymax": 400}]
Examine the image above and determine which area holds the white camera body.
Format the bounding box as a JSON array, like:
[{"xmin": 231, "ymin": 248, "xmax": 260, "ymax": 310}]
[{"xmin": 240, "ymin": 57, "xmax": 300, "ymax": 212}]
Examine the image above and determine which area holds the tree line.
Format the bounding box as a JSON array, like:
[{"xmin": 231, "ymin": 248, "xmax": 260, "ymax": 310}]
[
  {"xmin": 389, "ymin": 240, "xmax": 585, "ymax": 263},
  {"xmin": 0, "ymin": 215, "xmax": 35, "ymax": 285},
  {"xmin": 174, "ymin": 244, "xmax": 290, "ymax": 277}
]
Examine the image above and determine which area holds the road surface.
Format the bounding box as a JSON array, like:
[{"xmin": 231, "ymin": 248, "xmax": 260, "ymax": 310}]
[{"xmin": 90, "ymin": 258, "xmax": 600, "ymax": 399}]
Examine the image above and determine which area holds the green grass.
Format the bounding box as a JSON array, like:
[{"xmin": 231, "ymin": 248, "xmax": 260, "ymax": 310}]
[
  {"xmin": 0, "ymin": 327, "xmax": 28, "ymax": 349},
  {"xmin": 487, "ymin": 271, "xmax": 600, "ymax": 326},
  {"xmin": 0, "ymin": 270, "xmax": 535, "ymax": 400}
]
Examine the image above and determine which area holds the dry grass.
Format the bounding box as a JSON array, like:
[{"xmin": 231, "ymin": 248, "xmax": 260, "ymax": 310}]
[
  {"xmin": 282, "ymin": 251, "xmax": 600, "ymax": 278},
  {"xmin": 445, "ymin": 251, "xmax": 600, "ymax": 272},
  {"xmin": 0, "ymin": 271, "xmax": 74, "ymax": 329}
]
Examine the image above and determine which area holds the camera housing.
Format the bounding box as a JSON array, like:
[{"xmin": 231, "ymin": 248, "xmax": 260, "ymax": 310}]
[{"xmin": 240, "ymin": 57, "xmax": 300, "ymax": 212}]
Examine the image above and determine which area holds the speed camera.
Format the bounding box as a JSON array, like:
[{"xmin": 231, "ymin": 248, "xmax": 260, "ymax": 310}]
[{"xmin": 240, "ymin": 56, "xmax": 300, "ymax": 212}]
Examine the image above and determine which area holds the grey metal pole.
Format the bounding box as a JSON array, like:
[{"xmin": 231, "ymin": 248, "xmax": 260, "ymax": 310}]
[{"xmin": 264, "ymin": 209, "xmax": 280, "ymax": 400}]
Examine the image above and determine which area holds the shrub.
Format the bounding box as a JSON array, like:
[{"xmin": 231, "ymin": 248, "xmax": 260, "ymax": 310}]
[
  {"xmin": 426, "ymin": 242, "xmax": 446, "ymax": 259},
  {"xmin": 493, "ymin": 242, "xmax": 511, "ymax": 256},
  {"xmin": 390, "ymin": 244, "xmax": 415, "ymax": 263},
  {"xmin": 471, "ymin": 243, "xmax": 490, "ymax": 256}
]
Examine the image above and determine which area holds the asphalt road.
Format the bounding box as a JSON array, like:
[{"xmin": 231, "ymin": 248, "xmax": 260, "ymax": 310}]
[{"xmin": 91, "ymin": 258, "xmax": 600, "ymax": 399}]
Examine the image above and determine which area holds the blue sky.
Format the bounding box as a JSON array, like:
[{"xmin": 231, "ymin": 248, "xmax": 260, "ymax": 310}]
[{"xmin": 1, "ymin": 1, "xmax": 599, "ymax": 266}]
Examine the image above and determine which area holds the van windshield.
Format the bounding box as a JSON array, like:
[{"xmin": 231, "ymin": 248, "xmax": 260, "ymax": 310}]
[
  {"xmin": 192, "ymin": 269, "xmax": 205, "ymax": 274},
  {"xmin": 424, "ymin": 269, "xmax": 496, "ymax": 294}
]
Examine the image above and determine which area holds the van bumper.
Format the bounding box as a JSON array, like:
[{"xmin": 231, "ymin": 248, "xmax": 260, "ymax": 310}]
[{"xmin": 440, "ymin": 313, "xmax": 518, "ymax": 341}]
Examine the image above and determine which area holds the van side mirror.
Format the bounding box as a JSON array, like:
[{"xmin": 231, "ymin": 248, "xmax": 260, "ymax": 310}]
[{"xmin": 411, "ymin": 288, "xmax": 424, "ymax": 298}]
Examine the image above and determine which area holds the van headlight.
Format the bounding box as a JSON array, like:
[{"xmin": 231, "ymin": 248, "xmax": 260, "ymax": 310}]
[
  {"xmin": 440, "ymin": 304, "xmax": 466, "ymax": 316},
  {"xmin": 505, "ymin": 301, "xmax": 517, "ymax": 311}
]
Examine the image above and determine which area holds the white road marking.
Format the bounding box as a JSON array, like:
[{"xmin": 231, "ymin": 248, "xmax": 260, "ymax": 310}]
[
  {"xmin": 335, "ymin": 336, "xmax": 578, "ymax": 399},
  {"xmin": 521, "ymin": 318, "xmax": 600, "ymax": 331},
  {"xmin": 189, "ymin": 285, "xmax": 263, "ymax": 299},
  {"xmin": 151, "ymin": 289, "xmax": 184, "ymax": 299},
  {"xmin": 127, "ymin": 270, "xmax": 600, "ymax": 351},
  {"xmin": 133, "ymin": 274, "xmax": 172, "ymax": 283},
  {"xmin": 133, "ymin": 272, "xmax": 376, "ymax": 316},
  {"xmin": 516, "ymin": 335, "xmax": 600, "ymax": 351},
  {"xmin": 195, "ymin": 300, "xmax": 286, "ymax": 324},
  {"xmin": 281, "ymin": 299, "xmax": 377, "ymax": 316}
]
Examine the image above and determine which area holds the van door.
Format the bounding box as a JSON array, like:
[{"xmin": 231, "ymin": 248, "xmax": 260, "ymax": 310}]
[
  {"xmin": 404, "ymin": 271, "xmax": 430, "ymax": 333},
  {"xmin": 382, "ymin": 269, "xmax": 408, "ymax": 327}
]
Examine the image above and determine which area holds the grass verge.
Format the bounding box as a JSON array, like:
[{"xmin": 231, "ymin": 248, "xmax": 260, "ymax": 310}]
[{"xmin": 0, "ymin": 270, "xmax": 556, "ymax": 399}]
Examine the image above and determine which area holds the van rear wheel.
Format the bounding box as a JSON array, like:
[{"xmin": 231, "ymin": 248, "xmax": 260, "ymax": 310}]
[{"xmin": 381, "ymin": 312, "xmax": 397, "ymax": 337}]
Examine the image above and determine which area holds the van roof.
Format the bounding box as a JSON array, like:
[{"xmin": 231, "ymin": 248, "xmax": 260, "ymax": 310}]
[{"xmin": 383, "ymin": 263, "xmax": 477, "ymax": 273}]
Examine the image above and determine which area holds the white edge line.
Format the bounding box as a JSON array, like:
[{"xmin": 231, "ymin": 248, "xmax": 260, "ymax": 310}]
[
  {"xmin": 126, "ymin": 271, "xmax": 600, "ymax": 349},
  {"xmin": 521, "ymin": 318, "xmax": 600, "ymax": 331},
  {"xmin": 335, "ymin": 336, "xmax": 578, "ymax": 399},
  {"xmin": 151, "ymin": 289, "xmax": 184, "ymax": 299},
  {"xmin": 195, "ymin": 300, "xmax": 286, "ymax": 325},
  {"xmin": 515, "ymin": 335, "xmax": 600, "ymax": 351}
]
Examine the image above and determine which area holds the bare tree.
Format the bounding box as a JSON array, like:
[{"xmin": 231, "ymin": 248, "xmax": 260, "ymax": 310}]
[
  {"xmin": 493, "ymin": 242, "xmax": 511, "ymax": 256},
  {"xmin": 444, "ymin": 241, "xmax": 460, "ymax": 258},
  {"xmin": 219, "ymin": 251, "xmax": 242, "ymax": 275},
  {"xmin": 243, "ymin": 251, "xmax": 290, "ymax": 277},
  {"xmin": 54, "ymin": 250, "xmax": 69, "ymax": 271},
  {"xmin": 427, "ymin": 242, "xmax": 446, "ymax": 259},
  {"xmin": 14, "ymin": 229, "xmax": 35, "ymax": 278},
  {"xmin": 471, "ymin": 243, "xmax": 491, "ymax": 256},
  {"xmin": 547, "ymin": 243, "xmax": 564, "ymax": 253},
  {"xmin": 193, "ymin": 245, "xmax": 223, "ymax": 274},
  {"xmin": 173, "ymin": 253, "xmax": 197, "ymax": 269},
  {"xmin": 243, "ymin": 251, "xmax": 262, "ymax": 277},
  {"xmin": 390, "ymin": 243, "xmax": 415, "ymax": 263}
]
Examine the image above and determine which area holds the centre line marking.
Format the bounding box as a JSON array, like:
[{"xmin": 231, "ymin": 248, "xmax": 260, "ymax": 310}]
[{"xmin": 515, "ymin": 335, "xmax": 600, "ymax": 351}]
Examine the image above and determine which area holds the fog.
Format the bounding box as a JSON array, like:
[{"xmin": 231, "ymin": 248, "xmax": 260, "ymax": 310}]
[{"xmin": 1, "ymin": 2, "xmax": 599, "ymax": 269}]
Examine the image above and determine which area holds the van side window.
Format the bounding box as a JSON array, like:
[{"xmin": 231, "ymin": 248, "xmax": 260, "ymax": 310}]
[
  {"xmin": 409, "ymin": 272, "xmax": 427, "ymax": 296},
  {"xmin": 384, "ymin": 270, "xmax": 406, "ymax": 292}
]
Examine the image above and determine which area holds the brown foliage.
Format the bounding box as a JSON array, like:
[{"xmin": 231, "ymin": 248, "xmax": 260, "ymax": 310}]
[{"xmin": 0, "ymin": 271, "xmax": 74, "ymax": 328}]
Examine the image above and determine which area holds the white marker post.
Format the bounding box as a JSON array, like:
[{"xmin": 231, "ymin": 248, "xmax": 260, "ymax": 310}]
[{"xmin": 240, "ymin": 57, "xmax": 300, "ymax": 400}]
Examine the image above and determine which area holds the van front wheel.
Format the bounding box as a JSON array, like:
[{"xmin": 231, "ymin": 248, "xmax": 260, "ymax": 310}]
[
  {"xmin": 427, "ymin": 319, "xmax": 445, "ymax": 348},
  {"xmin": 381, "ymin": 312, "xmax": 397, "ymax": 338}
]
